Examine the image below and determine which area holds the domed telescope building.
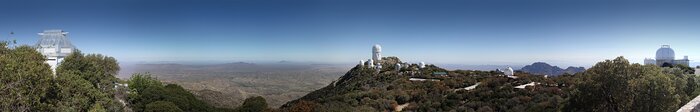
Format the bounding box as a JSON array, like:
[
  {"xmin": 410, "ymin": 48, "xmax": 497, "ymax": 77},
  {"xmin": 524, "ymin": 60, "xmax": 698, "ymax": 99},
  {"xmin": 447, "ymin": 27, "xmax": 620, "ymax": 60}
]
[
  {"xmin": 372, "ymin": 44, "xmax": 382, "ymax": 63},
  {"xmin": 644, "ymin": 45, "xmax": 689, "ymax": 66},
  {"xmin": 35, "ymin": 29, "xmax": 76, "ymax": 74}
]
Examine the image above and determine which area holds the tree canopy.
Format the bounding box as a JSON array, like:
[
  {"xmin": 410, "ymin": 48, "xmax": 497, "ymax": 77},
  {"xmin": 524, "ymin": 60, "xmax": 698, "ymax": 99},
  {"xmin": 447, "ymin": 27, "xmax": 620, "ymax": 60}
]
[
  {"xmin": 0, "ymin": 44, "xmax": 54, "ymax": 111},
  {"xmin": 565, "ymin": 56, "xmax": 696, "ymax": 112},
  {"xmin": 0, "ymin": 42, "xmax": 124, "ymax": 111},
  {"xmin": 144, "ymin": 101, "xmax": 183, "ymax": 112},
  {"xmin": 127, "ymin": 73, "xmax": 218, "ymax": 112},
  {"xmin": 236, "ymin": 96, "xmax": 269, "ymax": 112}
]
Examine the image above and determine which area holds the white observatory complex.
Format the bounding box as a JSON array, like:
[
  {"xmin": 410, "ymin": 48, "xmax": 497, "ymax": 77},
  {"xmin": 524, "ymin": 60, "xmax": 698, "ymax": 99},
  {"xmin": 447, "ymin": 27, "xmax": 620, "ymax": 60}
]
[
  {"xmin": 360, "ymin": 44, "xmax": 383, "ymax": 69},
  {"xmin": 35, "ymin": 29, "xmax": 76, "ymax": 74},
  {"xmin": 644, "ymin": 45, "xmax": 690, "ymax": 66}
]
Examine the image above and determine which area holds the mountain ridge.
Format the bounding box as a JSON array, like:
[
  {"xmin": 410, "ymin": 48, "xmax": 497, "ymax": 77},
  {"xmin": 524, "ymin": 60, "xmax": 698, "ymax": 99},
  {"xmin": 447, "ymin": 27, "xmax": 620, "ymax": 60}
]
[{"xmin": 519, "ymin": 62, "xmax": 585, "ymax": 76}]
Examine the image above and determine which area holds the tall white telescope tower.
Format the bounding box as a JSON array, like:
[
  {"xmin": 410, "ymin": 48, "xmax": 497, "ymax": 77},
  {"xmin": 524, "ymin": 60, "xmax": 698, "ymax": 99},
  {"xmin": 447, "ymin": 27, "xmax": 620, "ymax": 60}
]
[{"xmin": 372, "ymin": 44, "xmax": 381, "ymax": 64}]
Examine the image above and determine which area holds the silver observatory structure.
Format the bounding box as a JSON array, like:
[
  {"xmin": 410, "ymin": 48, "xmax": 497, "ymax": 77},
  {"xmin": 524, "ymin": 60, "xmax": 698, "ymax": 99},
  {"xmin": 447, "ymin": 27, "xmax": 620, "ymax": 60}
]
[
  {"xmin": 35, "ymin": 29, "xmax": 76, "ymax": 74},
  {"xmin": 504, "ymin": 67, "xmax": 514, "ymax": 76},
  {"xmin": 359, "ymin": 44, "xmax": 383, "ymax": 69},
  {"xmin": 644, "ymin": 45, "xmax": 690, "ymax": 66},
  {"xmin": 372, "ymin": 44, "xmax": 382, "ymax": 63}
]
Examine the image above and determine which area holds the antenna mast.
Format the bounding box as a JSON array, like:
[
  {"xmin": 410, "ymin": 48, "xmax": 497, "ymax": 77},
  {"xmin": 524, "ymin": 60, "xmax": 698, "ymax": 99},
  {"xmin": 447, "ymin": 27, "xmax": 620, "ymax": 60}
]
[{"xmin": 9, "ymin": 31, "xmax": 16, "ymax": 48}]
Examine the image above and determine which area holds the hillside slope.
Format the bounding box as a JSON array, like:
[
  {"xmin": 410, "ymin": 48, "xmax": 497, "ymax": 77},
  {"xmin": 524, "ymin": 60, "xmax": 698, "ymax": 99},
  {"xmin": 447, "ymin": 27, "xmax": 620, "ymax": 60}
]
[
  {"xmin": 279, "ymin": 57, "xmax": 569, "ymax": 111},
  {"xmin": 119, "ymin": 63, "xmax": 349, "ymax": 108}
]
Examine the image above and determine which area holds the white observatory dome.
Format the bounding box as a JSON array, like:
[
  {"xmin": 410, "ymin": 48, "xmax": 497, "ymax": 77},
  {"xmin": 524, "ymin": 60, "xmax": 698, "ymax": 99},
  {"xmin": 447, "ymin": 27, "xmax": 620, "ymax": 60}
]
[
  {"xmin": 373, "ymin": 44, "xmax": 382, "ymax": 53},
  {"xmin": 656, "ymin": 45, "xmax": 675, "ymax": 60},
  {"xmin": 505, "ymin": 67, "xmax": 514, "ymax": 76}
]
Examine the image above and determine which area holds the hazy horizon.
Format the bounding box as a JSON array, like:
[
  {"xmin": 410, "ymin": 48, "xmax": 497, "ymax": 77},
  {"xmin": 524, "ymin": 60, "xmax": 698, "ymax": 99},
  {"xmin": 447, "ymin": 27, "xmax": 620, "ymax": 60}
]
[{"xmin": 2, "ymin": 0, "xmax": 699, "ymax": 67}]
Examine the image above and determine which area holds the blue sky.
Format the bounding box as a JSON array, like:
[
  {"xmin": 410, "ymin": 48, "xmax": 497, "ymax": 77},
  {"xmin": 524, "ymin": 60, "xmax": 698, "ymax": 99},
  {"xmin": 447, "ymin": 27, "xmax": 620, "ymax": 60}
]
[{"xmin": 0, "ymin": 0, "xmax": 699, "ymax": 67}]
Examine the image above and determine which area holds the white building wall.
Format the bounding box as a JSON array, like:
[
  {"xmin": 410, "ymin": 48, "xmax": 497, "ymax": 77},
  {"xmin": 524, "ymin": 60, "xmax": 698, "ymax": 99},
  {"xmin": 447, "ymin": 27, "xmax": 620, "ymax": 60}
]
[
  {"xmin": 644, "ymin": 58, "xmax": 656, "ymax": 65},
  {"xmin": 60, "ymin": 48, "xmax": 72, "ymax": 53},
  {"xmin": 674, "ymin": 60, "xmax": 690, "ymax": 67},
  {"xmin": 41, "ymin": 48, "xmax": 56, "ymax": 54},
  {"xmin": 45, "ymin": 57, "xmax": 58, "ymax": 73}
]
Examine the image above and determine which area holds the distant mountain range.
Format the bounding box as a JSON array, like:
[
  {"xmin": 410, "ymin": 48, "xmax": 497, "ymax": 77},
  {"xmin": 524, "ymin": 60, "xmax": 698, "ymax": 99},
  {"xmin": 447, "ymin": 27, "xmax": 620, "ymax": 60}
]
[{"xmin": 519, "ymin": 62, "xmax": 585, "ymax": 76}]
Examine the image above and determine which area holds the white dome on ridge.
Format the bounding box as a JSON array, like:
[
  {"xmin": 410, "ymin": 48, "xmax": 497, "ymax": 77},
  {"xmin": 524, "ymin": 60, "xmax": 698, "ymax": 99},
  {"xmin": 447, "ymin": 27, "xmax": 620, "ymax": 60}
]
[{"xmin": 656, "ymin": 45, "xmax": 675, "ymax": 60}]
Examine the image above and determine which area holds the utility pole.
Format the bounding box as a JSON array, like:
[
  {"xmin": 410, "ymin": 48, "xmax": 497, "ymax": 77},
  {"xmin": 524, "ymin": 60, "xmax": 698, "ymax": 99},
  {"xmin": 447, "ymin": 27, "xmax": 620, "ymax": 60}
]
[{"xmin": 10, "ymin": 31, "xmax": 16, "ymax": 48}]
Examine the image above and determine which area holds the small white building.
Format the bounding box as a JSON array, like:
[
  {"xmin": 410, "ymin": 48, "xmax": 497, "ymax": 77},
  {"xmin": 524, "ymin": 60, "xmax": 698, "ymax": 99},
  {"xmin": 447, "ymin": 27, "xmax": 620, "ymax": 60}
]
[
  {"xmin": 497, "ymin": 67, "xmax": 517, "ymax": 78},
  {"xmin": 419, "ymin": 62, "xmax": 426, "ymax": 68},
  {"xmin": 504, "ymin": 67, "xmax": 514, "ymax": 76},
  {"xmin": 395, "ymin": 63, "xmax": 402, "ymax": 71},
  {"xmin": 644, "ymin": 58, "xmax": 656, "ymax": 65},
  {"xmin": 35, "ymin": 29, "xmax": 75, "ymax": 75}
]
